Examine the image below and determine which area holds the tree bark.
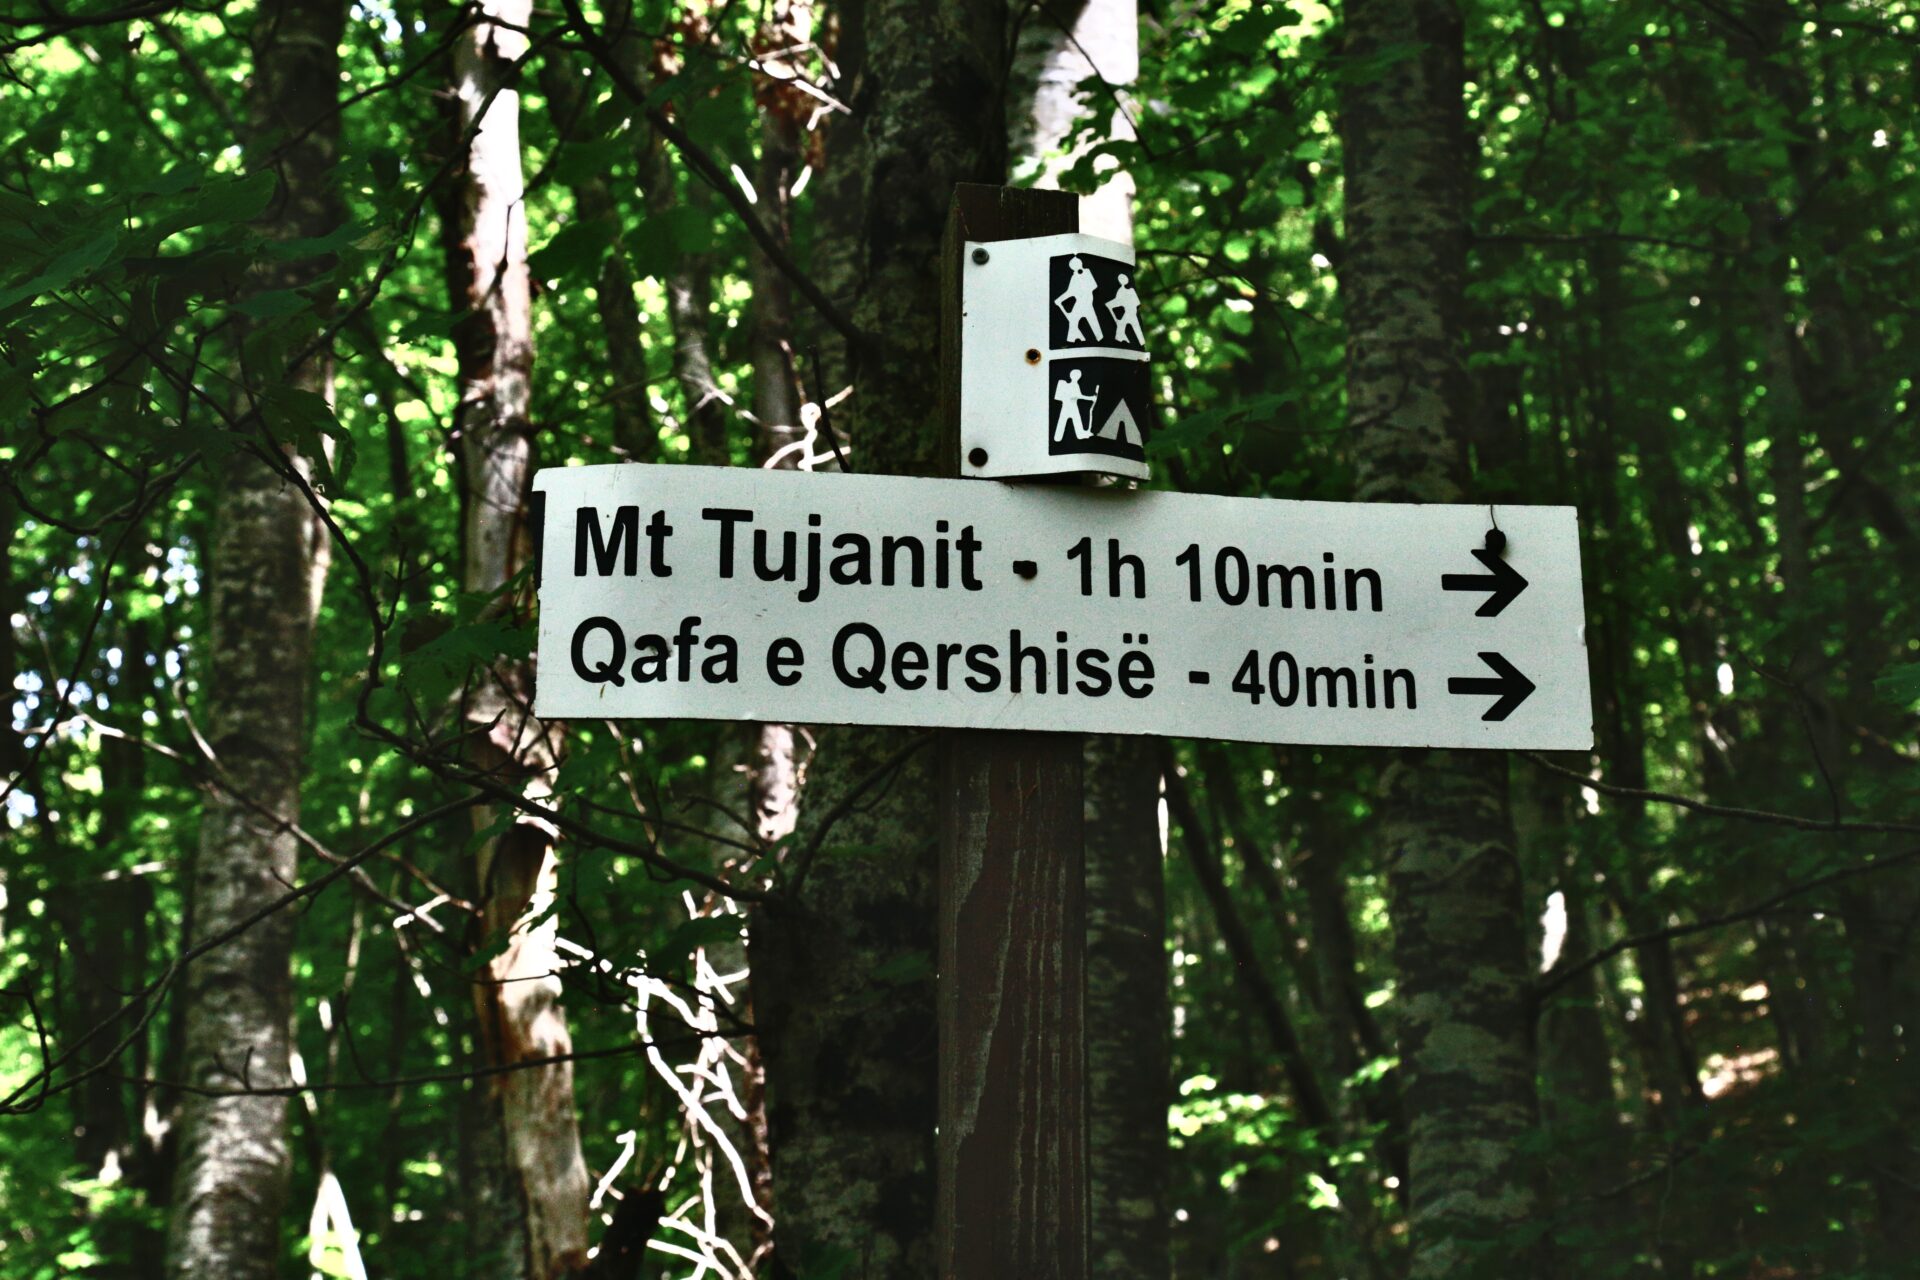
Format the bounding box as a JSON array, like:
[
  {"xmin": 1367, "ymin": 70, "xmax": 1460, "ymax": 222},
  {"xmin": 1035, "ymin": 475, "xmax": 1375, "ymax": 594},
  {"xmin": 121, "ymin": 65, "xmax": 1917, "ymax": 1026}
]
[
  {"xmin": 1082, "ymin": 734, "xmax": 1169, "ymax": 1280},
  {"xmin": 538, "ymin": 51, "xmax": 658, "ymax": 464},
  {"xmin": 1160, "ymin": 751, "xmax": 1334, "ymax": 1134},
  {"xmin": 746, "ymin": 0, "xmax": 807, "ymax": 466},
  {"xmin": 445, "ymin": 3, "xmax": 591, "ymax": 1274},
  {"xmin": 1340, "ymin": 3, "xmax": 1542, "ymax": 1275},
  {"xmin": 748, "ymin": 2, "xmax": 1009, "ymax": 1273},
  {"xmin": 740, "ymin": 13, "xmax": 814, "ymax": 1257},
  {"xmin": 1275, "ymin": 749, "xmax": 1408, "ymax": 1198},
  {"xmin": 1516, "ymin": 762, "xmax": 1632, "ymax": 1273},
  {"xmin": 1005, "ymin": 5, "xmax": 1169, "ymax": 1271},
  {"xmin": 648, "ymin": 165, "xmax": 730, "ymax": 465},
  {"xmin": 164, "ymin": 0, "xmax": 340, "ymax": 1272}
]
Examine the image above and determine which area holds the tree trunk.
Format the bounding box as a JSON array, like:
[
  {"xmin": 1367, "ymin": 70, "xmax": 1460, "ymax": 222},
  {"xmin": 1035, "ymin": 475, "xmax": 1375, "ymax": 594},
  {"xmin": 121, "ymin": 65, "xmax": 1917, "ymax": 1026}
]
[
  {"xmin": 746, "ymin": 0, "xmax": 807, "ymax": 466},
  {"xmin": 748, "ymin": 1, "xmax": 1009, "ymax": 1273},
  {"xmin": 445, "ymin": 3, "xmax": 591, "ymax": 1274},
  {"xmin": 538, "ymin": 51, "xmax": 658, "ymax": 464},
  {"xmin": 163, "ymin": 0, "xmax": 340, "ymax": 1272},
  {"xmin": 1339, "ymin": 3, "xmax": 1542, "ymax": 1275},
  {"xmin": 1278, "ymin": 749, "xmax": 1409, "ymax": 1198},
  {"xmin": 650, "ymin": 166, "xmax": 730, "ymax": 465},
  {"xmin": 1008, "ymin": 0, "xmax": 1137, "ymax": 242},
  {"xmin": 1005, "ymin": 4, "xmax": 1170, "ymax": 1270},
  {"xmin": 1517, "ymin": 763, "xmax": 1632, "ymax": 1273},
  {"xmin": 740, "ymin": 14, "xmax": 814, "ymax": 1257},
  {"xmin": 1161, "ymin": 752, "xmax": 1334, "ymax": 1134},
  {"xmin": 749, "ymin": 732, "xmax": 942, "ymax": 1277},
  {"xmin": 1082, "ymin": 734, "xmax": 1169, "ymax": 1280}
]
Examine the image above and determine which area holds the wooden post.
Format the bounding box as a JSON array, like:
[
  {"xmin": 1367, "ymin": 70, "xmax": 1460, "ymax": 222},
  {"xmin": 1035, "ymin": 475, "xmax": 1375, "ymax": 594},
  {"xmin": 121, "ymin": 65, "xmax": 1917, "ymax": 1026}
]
[{"xmin": 936, "ymin": 184, "xmax": 1089, "ymax": 1279}]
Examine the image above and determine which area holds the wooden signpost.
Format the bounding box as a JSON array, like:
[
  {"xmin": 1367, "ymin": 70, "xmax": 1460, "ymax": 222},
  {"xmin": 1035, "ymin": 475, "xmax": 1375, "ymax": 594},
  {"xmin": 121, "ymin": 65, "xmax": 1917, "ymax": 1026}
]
[
  {"xmin": 936, "ymin": 184, "xmax": 1089, "ymax": 1279},
  {"xmin": 529, "ymin": 183, "xmax": 1592, "ymax": 1277}
]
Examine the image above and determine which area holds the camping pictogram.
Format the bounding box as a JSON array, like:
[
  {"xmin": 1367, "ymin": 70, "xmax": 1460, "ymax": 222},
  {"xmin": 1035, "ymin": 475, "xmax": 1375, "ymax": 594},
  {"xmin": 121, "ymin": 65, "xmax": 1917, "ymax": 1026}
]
[{"xmin": 1049, "ymin": 356, "xmax": 1151, "ymax": 462}]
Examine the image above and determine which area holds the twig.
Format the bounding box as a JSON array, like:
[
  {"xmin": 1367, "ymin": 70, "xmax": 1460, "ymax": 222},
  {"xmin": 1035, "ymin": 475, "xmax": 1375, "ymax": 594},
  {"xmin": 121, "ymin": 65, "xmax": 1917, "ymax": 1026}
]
[
  {"xmin": 1523, "ymin": 752, "xmax": 1920, "ymax": 835},
  {"xmin": 1538, "ymin": 842, "xmax": 1920, "ymax": 998},
  {"xmin": 558, "ymin": 0, "xmax": 866, "ymax": 350},
  {"xmin": 783, "ymin": 732, "xmax": 935, "ymax": 896},
  {"xmin": 0, "ymin": 796, "xmax": 482, "ymax": 1113}
]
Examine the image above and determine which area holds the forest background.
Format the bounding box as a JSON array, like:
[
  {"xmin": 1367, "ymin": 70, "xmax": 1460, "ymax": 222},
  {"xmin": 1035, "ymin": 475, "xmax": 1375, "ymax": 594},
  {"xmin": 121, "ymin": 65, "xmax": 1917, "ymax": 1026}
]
[{"xmin": 2, "ymin": 0, "xmax": 1918, "ymax": 1277}]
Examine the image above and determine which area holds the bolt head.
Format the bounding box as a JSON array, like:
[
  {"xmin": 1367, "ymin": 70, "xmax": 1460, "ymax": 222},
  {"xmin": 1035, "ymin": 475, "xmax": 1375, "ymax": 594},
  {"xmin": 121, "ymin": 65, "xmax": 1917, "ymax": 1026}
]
[
  {"xmin": 967, "ymin": 447, "xmax": 989, "ymax": 467},
  {"xmin": 971, "ymin": 247, "xmax": 989, "ymax": 265}
]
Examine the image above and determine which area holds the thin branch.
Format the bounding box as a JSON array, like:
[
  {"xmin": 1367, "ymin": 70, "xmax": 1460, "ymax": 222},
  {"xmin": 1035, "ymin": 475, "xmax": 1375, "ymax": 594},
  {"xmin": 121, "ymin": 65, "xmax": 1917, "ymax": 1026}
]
[
  {"xmin": 113, "ymin": 1030, "xmax": 732, "ymax": 1097},
  {"xmin": 79, "ymin": 714, "xmax": 464, "ymax": 933},
  {"xmin": 1523, "ymin": 752, "xmax": 1920, "ymax": 836},
  {"xmin": 0, "ymin": 0, "xmax": 191, "ymax": 56},
  {"xmin": 0, "ymin": 795, "xmax": 482, "ymax": 1112},
  {"xmin": 557, "ymin": 0, "xmax": 866, "ymax": 350},
  {"xmin": 0, "ymin": 458, "xmax": 191, "ymax": 806},
  {"xmin": 782, "ymin": 731, "xmax": 935, "ymax": 896},
  {"xmin": 1538, "ymin": 843, "xmax": 1920, "ymax": 999}
]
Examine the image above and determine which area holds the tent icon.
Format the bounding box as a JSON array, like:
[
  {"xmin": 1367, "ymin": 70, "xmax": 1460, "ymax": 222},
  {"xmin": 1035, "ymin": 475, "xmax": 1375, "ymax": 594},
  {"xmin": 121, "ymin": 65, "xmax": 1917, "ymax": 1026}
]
[{"xmin": 1097, "ymin": 396, "xmax": 1142, "ymax": 447}]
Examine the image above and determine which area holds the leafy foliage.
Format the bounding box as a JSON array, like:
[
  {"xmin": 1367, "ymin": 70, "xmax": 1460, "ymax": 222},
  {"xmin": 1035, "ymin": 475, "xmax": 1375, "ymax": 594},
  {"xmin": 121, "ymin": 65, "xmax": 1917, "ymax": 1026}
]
[{"xmin": 3, "ymin": 0, "xmax": 1918, "ymax": 1276}]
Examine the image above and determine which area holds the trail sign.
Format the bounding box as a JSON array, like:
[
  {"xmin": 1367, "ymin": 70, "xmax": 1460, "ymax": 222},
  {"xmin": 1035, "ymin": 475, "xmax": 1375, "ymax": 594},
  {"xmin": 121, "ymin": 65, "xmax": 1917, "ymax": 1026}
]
[
  {"xmin": 532, "ymin": 464, "xmax": 1593, "ymax": 751},
  {"xmin": 959, "ymin": 233, "xmax": 1152, "ymax": 482}
]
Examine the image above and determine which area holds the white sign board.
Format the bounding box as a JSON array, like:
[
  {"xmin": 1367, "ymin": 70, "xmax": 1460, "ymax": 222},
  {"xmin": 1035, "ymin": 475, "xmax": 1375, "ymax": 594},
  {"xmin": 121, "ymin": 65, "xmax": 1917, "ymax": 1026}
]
[
  {"xmin": 960, "ymin": 233, "xmax": 1151, "ymax": 482},
  {"xmin": 532, "ymin": 465, "xmax": 1593, "ymax": 750}
]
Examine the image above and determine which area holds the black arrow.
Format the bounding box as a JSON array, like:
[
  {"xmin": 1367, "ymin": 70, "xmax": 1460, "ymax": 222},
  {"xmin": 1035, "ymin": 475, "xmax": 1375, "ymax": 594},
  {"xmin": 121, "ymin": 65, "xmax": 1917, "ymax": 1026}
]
[
  {"xmin": 1447, "ymin": 652, "xmax": 1537, "ymax": 722},
  {"xmin": 1441, "ymin": 547, "xmax": 1528, "ymax": 617}
]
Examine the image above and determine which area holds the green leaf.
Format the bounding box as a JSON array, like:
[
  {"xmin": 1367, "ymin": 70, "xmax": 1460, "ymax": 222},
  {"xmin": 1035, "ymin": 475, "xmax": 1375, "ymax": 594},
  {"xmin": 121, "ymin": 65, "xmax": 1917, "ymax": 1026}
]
[
  {"xmin": 657, "ymin": 915, "xmax": 743, "ymax": 969},
  {"xmin": 1147, "ymin": 390, "xmax": 1300, "ymax": 458},
  {"xmin": 258, "ymin": 385, "xmax": 337, "ymax": 452},
  {"xmin": 263, "ymin": 221, "xmax": 363, "ymax": 260},
  {"xmin": 258, "ymin": 386, "xmax": 354, "ymax": 486},
  {"xmin": 664, "ymin": 204, "xmax": 715, "ymax": 256},
  {"xmin": 1874, "ymin": 661, "xmax": 1920, "ymax": 710},
  {"xmin": 0, "ymin": 231, "xmax": 119, "ymax": 311},
  {"xmin": 187, "ymin": 170, "xmax": 278, "ymax": 228},
  {"xmin": 530, "ymin": 215, "xmax": 616, "ymax": 285},
  {"xmin": 140, "ymin": 166, "xmax": 201, "ymax": 196},
  {"xmin": 230, "ymin": 288, "xmax": 310, "ymax": 318},
  {"xmin": 550, "ymin": 137, "xmax": 633, "ymax": 188},
  {"xmin": 398, "ymin": 616, "xmax": 535, "ymax": 705}
]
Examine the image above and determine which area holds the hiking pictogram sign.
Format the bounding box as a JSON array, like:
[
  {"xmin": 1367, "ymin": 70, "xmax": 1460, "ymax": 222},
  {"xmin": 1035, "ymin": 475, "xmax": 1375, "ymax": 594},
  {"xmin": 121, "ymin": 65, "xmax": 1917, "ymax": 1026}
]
[{"xmin": 960, "ymin": 233, "xmax": 1153, "ymax": 481}]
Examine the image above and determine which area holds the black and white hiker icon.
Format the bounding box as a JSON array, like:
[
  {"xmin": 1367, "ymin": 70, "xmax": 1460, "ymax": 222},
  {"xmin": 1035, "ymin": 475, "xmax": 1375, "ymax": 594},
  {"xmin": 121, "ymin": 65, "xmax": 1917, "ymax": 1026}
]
[
  {"xmin": 958, "ymin": 233, "xmax": 1150, "ymax": 479},
  {"xmin": 1055, "ymin": 255, "xmax": 1103, "ymax": 343},
  {"xmin": 1049, "ymin": 356, "xmax": 1149, "ymax": 461},
  {"xmin": 1049, "ymin": 251, "xmax": 1145, "ymax": 353},
  {"xmin": 1054, "ymin": 368, "xmax": 1097, "ymax": 441},
  {"xmin": 1042, "ymin": 248, "xmax": 1151, "ymax": 464},
  {"xmin": 1105, "ymin": 274, "xmax": 1143, "ymax": 347}
]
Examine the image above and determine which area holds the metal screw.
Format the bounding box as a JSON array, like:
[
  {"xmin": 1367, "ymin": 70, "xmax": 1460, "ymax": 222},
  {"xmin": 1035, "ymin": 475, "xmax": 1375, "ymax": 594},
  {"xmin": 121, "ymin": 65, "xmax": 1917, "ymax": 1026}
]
[
  {"xmin": 1025, "ymin": 348, "xmax": 1041, "ymax": 364},
  {"xmin": 971, "ymin": 247, "xmax": 990, "ymax": 265},
  {"xmin": 1485, "ymin": 528, "xmax": 1507, "ymax": 554},
  {"xmin": 968, "ymin": 447, "xmax": 989, "ymax": 467}
]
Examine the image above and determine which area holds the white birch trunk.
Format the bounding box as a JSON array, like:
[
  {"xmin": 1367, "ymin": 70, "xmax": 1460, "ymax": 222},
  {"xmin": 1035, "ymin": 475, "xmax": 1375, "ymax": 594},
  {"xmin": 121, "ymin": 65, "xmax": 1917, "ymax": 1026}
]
[{"xmin": 449, "ymin": 3, "xmax": 592, "ymax": 1274}]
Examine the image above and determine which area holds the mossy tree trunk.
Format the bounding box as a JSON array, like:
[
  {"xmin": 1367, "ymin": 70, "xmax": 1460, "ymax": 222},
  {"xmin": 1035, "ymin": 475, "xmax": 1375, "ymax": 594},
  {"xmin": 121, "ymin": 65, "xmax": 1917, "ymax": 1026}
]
[
  {"xmin": 1339, "ymin": 2, "xmax": 1542, "ymax": 1275},
  {"xmin": 163, "ymin": 0, "xmax": 340, "ymax": 1272},
  {"xmin": 748, "ymin": 1, "xmax": 1009, "ymax": 1274}
]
